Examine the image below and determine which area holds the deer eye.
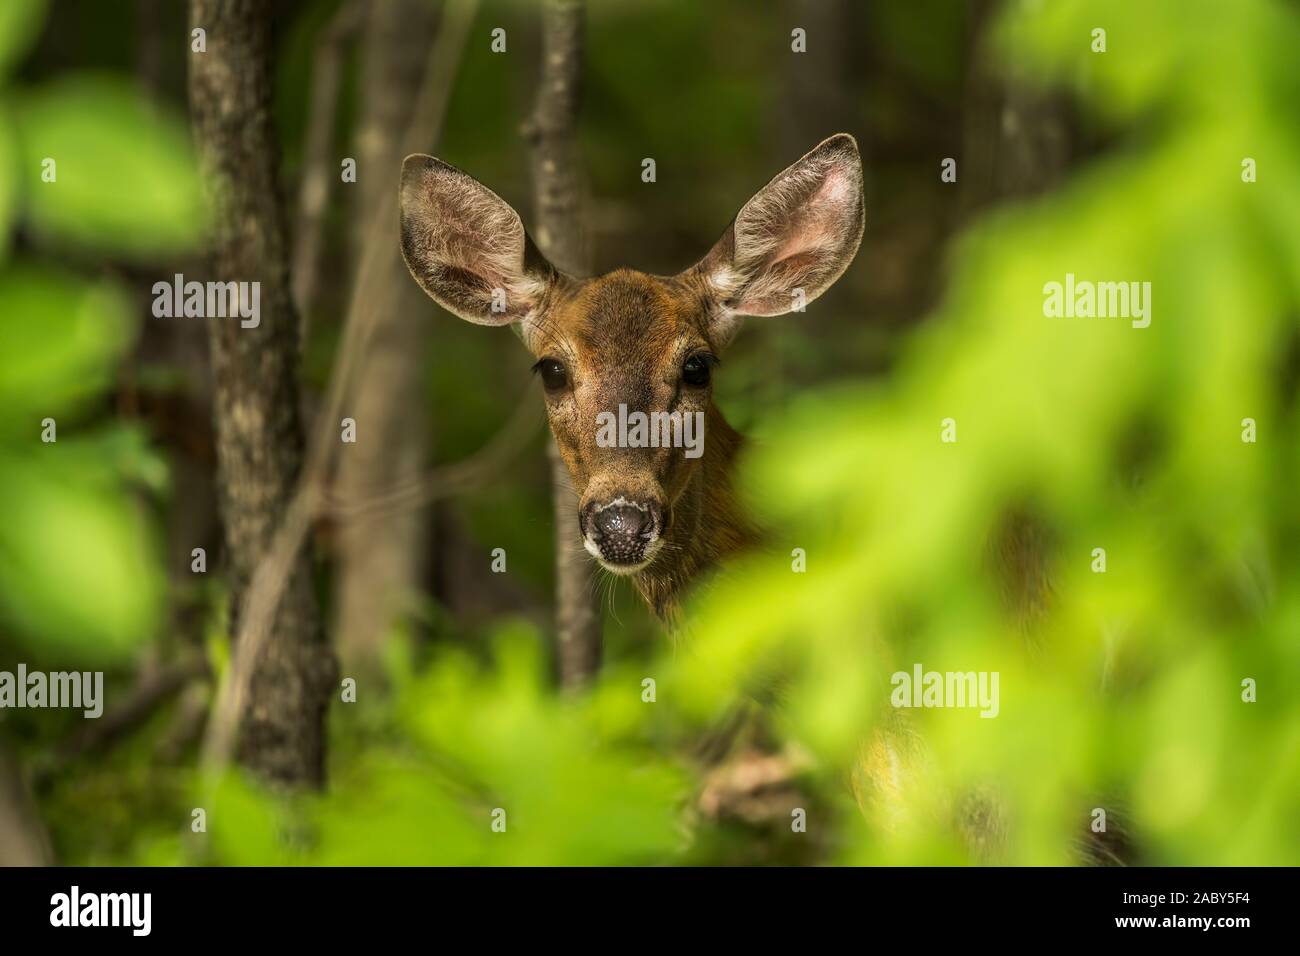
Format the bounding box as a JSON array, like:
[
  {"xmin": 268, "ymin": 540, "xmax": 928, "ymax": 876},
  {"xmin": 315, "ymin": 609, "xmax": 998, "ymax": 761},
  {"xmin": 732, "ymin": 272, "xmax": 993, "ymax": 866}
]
[
  {"xmin": 534, "ymin": 358, "xmax": 568, "ymax": 391},
  {"xmin": 682, "ymin": 354, "xmax": 713, "ymax": 387}
]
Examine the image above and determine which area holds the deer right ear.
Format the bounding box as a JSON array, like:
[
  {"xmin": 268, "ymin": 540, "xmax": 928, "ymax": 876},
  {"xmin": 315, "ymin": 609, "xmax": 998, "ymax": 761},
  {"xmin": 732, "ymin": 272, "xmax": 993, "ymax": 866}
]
[
  {"xmin": 686, "ymin": 133, "xmax": 864, "ymax": 345},
  {"xmin": 399, "ymin": 154, "xmax": 556, "ymax": 325}
]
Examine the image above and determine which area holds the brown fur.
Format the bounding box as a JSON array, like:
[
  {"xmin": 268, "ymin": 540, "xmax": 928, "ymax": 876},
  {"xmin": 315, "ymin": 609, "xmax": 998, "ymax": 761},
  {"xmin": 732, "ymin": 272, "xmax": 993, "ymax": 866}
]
[
  {"xmin": 399, "ymin": 135, "xmax": 864, "ymax": 619},
  {"xmin": 522, "ymin": 269, "xmax": 759, "ymax": 616}
]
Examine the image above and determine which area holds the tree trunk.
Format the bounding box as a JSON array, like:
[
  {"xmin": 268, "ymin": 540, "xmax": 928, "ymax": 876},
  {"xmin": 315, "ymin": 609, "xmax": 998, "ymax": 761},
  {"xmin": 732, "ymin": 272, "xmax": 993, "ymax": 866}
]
[
  {"xmin": 0, "ymin": 746, "xmax": 51, "ymax": 866},
  {"xmin": 959, "ymin": 0, "xmax": 1070, "ymax": 215},
  {"xmin": 772, "ymin": 0, "xmax": 862, "ymax": 404},
  {"xmin": 779, "ymin": 0, "xmax": 858, "ymax": 153},
  {"xmin": 524, "ymin": 0, "xmax": 602, "ymax": 689},
  {"xmin": 330, "ymin": 0, "xmax": 439, "ymax": 675},
  {"xmin": 188, "ymin": 0, "xmax": 336, "ymax": 787}
]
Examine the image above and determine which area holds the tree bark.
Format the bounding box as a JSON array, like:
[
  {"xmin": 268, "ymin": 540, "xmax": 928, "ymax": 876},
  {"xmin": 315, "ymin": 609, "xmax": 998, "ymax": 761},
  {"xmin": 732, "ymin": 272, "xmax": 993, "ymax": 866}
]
[
  {"xmin": 188, "ymin": 0, "xmax": 336, "ymax": 787},
  {"xmin": 772, "ymin": 0, "xmax": 863, "ymax": 404},
  {"xmin": 0, "ymin": 745, "xmax": 51, "ymax": 866},
  {"xmin": 330, "ymin": 0, "xmax": 439, "ymax": 676},
  {"xmin": 524, "ymin": 0, "xmax": 602, "ymax": 689},
  {"xmin": 959, "ymin": 0, "xmax": 1070, "ymax": 215}
]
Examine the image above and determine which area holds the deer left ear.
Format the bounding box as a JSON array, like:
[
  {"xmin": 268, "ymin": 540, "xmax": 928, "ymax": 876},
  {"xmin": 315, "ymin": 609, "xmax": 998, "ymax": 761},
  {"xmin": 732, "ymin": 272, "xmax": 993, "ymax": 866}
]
[
  {"xmin": 399, "ymin": 153, "xmax": 557, "ymax": 326},
  {"xmin": 686, "ymin": 133, "xmax": 864, "ymax": 343}
]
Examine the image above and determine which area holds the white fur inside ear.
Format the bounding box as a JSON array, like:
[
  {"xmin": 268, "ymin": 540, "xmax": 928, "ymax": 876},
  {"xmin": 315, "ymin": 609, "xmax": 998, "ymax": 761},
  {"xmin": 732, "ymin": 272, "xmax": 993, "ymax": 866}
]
[
  {"xmin": 700, "ymin": 136, "xmax": 864, "ymax": 319},
  {"xmin": 702, "ymin": 264, "xmax": 747, "ymax": 304},
  {"xmin": 400, "ymin": 155, "xmax": 554, "ymax": 325}
]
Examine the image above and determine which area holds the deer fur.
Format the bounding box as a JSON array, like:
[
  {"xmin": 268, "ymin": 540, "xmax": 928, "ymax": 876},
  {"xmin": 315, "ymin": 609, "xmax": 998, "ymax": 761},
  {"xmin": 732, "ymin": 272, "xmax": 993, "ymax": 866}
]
[{"xmin": 399, "ymin": 134, "xmax": 865, "ymax": 618}]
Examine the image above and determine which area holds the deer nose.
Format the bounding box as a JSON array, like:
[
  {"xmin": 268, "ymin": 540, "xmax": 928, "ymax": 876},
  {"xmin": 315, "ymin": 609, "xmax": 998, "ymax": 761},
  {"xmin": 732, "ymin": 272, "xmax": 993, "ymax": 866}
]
[
  {"xmin": 592, "ymin": 503, "xmax": 652, "ymax": 539},
  {"xmin": 581, "ymin": 498, "xmax": 663, "ymax": 570}
]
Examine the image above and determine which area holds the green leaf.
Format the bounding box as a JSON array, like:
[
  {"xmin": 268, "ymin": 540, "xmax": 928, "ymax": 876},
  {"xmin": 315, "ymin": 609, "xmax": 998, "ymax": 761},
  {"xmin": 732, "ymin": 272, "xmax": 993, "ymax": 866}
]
[
  {"xmin": 15, "ymin": 75, "xmax": 208, "ymax": 258},
  {"xmin": 0, "ymin": 265, "xmax": 135, "ymax": 435},
  {"xmin": 0, "ymin": 0, "xmax": 46, "ymax": 76},
  {"xmin": 25, "ymin": 424, "xmax": 170, "ymax": 495},
  {"xmin": 0, "ymin": 446, "xmax": 163, "ymax": 663}
]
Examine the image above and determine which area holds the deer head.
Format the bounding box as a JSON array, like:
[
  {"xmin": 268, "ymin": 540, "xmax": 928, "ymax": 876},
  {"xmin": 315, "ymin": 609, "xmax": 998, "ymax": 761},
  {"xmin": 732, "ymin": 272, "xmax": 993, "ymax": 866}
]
[{"xmin": 399, "ymin": 134, "xmax": 864, "ymax": 615}]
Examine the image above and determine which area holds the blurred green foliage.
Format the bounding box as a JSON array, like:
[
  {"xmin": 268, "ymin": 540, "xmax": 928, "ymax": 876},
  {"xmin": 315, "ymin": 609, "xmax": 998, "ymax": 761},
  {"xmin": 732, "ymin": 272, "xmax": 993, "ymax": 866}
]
[
  {"xmin": 687, "ymin": 0, "xmax": 1300, "ymax": 864},
  {"xmin": 17, "ymin": 76, "xmax": 207, "ymax": 257},
  {"xmin": 0, "ymin": 1, "xmax": 199, "ymax": 665},
  {"xmin": 0, "ymin": 0, "xmax": 46, "ymax": 78}
]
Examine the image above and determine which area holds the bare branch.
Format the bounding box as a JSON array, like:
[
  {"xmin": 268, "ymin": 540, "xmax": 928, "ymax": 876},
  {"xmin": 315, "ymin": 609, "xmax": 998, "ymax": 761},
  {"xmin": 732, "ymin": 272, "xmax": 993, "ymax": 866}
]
[
  {"xmin": 50, "ymin": 657, "xmax": 211, "ymax": 768},
  {"xmin": 324, "ymin": 388, "xmax": 544, "ymax": 521},
  {"xmin": 332, "ymin": 0, "xmax": 442, "ymax": 673}
]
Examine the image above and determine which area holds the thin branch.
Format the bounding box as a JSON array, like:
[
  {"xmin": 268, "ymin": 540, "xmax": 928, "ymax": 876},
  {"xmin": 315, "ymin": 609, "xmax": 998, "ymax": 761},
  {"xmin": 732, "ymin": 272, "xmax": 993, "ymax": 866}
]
[
  {"xmin": 323, "ymin": 388, "xmax": 544, "ymax": 520},
  {"xmin": 292, "ymin": 0, "xmax": 364, "ymax": 330},
  {"xmin": 33, "ymin": 656, "xmax": 210, "ymax": 786}
]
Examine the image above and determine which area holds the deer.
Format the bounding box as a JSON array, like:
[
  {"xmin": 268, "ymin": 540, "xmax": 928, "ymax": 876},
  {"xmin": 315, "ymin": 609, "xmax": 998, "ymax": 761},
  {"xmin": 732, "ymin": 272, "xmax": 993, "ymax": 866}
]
[
  {"xmin": 397, "ymin": 134, "xmax": 1130, "ymax": 864},
  {"xmin": 395, "ymin": 132, "xmax": 868, "ymax": 840},
  {"xmin": 398, "ymin": 134, "xmax": 864, "ymax": 620}
]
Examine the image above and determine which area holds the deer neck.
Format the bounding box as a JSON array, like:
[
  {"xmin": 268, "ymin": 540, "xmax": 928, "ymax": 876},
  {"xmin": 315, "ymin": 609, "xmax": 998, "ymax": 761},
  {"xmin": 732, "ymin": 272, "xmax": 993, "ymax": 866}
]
[{"xmin": 632, "ymin": 402, "xmax": 758, "ymax": 619}]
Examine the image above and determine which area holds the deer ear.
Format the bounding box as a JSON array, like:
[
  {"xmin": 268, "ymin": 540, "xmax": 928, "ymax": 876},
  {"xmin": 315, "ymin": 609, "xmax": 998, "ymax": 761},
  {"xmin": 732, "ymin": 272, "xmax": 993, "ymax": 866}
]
[
  {"xmin": 687, "ymin": 133, "xmax": 864, "ymax": 341},
  {"xmin": 400, "ymin": 154, "xmax": 557, "ymax": 325}
]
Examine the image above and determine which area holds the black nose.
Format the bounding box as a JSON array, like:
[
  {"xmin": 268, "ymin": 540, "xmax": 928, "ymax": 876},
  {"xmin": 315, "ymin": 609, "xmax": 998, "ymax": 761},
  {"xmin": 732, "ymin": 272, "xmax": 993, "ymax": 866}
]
[
  {"xmin": 592, "ymin": 503, "xmax": 652, "ymax": 540},
  {"xmin": 582, "ymin": 499, "xmax": 662, "ymax": 567}
]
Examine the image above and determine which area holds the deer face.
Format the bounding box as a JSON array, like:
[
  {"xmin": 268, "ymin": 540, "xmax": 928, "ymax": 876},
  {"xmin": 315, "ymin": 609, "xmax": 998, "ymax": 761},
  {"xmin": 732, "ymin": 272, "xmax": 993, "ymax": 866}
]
[
  {"xmin": 400, "ymin": 135, "xmax": 864, "ymax": 575},
  {"xmin": 525, "ymin": 269, "xmax": 716, "ymax": 572}
]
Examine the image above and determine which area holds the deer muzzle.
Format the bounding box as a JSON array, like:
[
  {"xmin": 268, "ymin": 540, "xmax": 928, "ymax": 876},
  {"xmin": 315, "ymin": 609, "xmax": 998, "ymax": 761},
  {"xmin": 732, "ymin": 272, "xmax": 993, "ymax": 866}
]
[{"xmin": 580, "ymin": 496, "xmax": 665, "ymax": 573}]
